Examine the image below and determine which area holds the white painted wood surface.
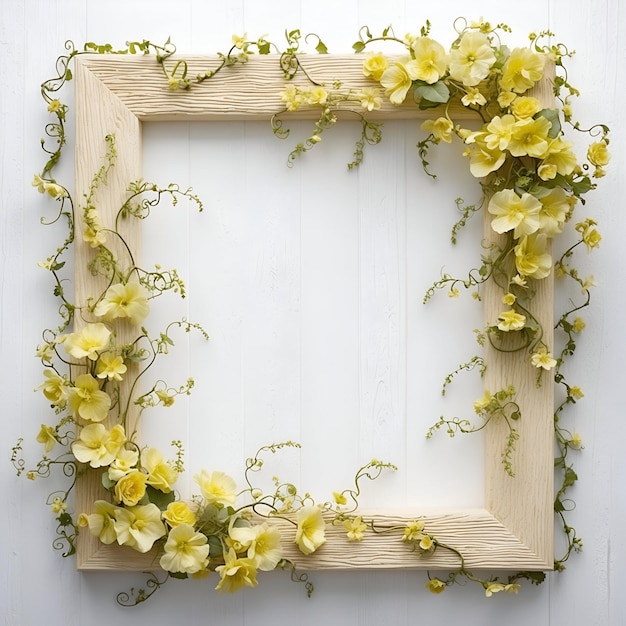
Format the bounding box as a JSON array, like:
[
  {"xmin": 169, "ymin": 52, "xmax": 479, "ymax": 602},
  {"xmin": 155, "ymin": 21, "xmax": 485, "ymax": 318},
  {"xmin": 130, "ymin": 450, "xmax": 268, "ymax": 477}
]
[{"xmin": 2, "ymin": 1, "xmax": 625, "ymax": 624}]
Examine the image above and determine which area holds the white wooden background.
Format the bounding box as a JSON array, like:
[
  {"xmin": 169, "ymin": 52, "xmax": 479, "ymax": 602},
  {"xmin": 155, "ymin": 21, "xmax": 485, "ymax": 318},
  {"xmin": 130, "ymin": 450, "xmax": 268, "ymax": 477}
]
[{"xmin": 2, "ymin": 0, "xmax": 624, "ymax": 624}]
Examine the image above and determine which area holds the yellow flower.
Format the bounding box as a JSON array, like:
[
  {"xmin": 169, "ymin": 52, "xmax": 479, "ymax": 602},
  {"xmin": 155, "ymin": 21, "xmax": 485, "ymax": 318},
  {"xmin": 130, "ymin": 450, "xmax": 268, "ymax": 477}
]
[
  {"xmin": 507, "ymin": 117, "xmax": 552, "ymax": 158},
  {"xmin": 363, "ymin": 52, "xmax": 389, "ymax": 81},
  {"xmin": 421, "ymin": 117, "xmax": 454, "ymax": 143},
  {"xmin": 572, "ymin": 317, "xmax": 586, "ymax": 333},
  {"xmin": 502, "ymin": 292, "xmax": 516, "ymax": 305},
  {"xmin": 159, "ymin": 523, "xmax": 210, "ymax": 574},
  {"xmin": 461, "ymin": 87, "xmax": 487, "ymax": 107},
  {"xmin": 531, "ymin": 347, "xmax": 557, "ymax": 370},
  {"xmin": 500, "ymin": 47, "xmax": 545, "ymax": 93},
  {"xmin": 448, "ymin": 30, "xmax": 495, "ymax": 86},
  {"xmin": 35, "ymin": 342, "xmax": 55, "ymax": 362},
  {"xmin": 380, "ymin": 59, "xmax": 421, "ymax": 104},
  {"xmin": 144, "ymin": 448, "xmax": 178, "ymax": 493},
  {"xmin": 410, "ymin": 37, "xmax": 448, "ymax": 84},
  {"xmin": 538, "ymin": 187, "xmax": 571, "ymax": 237},
  {"xmin": 465, "ymin": 140, "xmax": 506, "ymax": 178},
  {"xmin": 47, "ymin": 99, "xmax": 62, "ymax": 112},
  {"xmin": 156, "ymin": 389, "xmax": 175, "ymax": 406},
  {"xmin": 510, "ymin": 96, "xmax": 541, "ymax": 119},
  {"xmin": 280, "ymin": 85, "xmax": 303, "ymax": 111},
  {"xmin": 50, "ymin": 496, "xmax": 67, "ymax": 514},
  {"xmin": 426, "ymin": 578, "xmax": 446, "ymax": 594},
  {"xmin": 538, "ymin": 163, "xmax": 557, "ymax": 181},
  {"xmin": 194, "ymin": 469, "xmax": 237, "ymax": 506},
  {"xmin": 215, "ymin": 548, "xmax": 258, "ymax": 593},
  {"xmin": 96, "ymin": 352, "xmax": 127, "ymax": 381},
  {"xmin": 36, "ymin": 369, "xmax": 70, "ymax": 407},
  {"xmin": 229, "ymin": 521, "xmax": 283, "ymax": 571},
  {"xmin": 485, "ymin": 582, "xmax": 507, "ymax": 597},
  {"xmin": 514, "ymin": 234, "xmax": 552, "ymax": 280},
  {"xmin": 473, "ymin": 390, "xmax": 492, "ymax": 414},
  {"xmin": 114, "ymin": 470, "xmax": 148, "ymax": 506},
  {"xmin": 333, "ymin": 491, "xmax": 347, "ymax": 506},
  {"xmin": 505, "ymin": 583, "xmax": 521, "ymax": 594},
  {"xmin": 63, "ymin": 323, "xmax": 111, "ymax": 361},
  {"xmin": 113, "ymin": 503, "xmax": 166, "ymax": 553},
  {"xmin": 36, "ymin": 424, "xmax": 57, "ymax": 453},
  {"xmin": 94, "ymin": 282, "xmax": 150, "ymax": 326},
  {"xmin": 32, "ymin": 174, "xmax": 46, "ymax": 193},
  {"xmin": 579, "ymin": 222, "xmax": 602, "ymax": 252},
  {"xmin": 570, "ymin": 386, "xmax": 584, "ymax": 400},
  {"xmin": 83, "ymin": 224, "xmax": 107, "ymax": 248},
  {"xmin": 232, "ymin": 33, "xmax": 247, "ymax": 49},
  {"xmin": 485, "ymin": 114, "xmax": 516, "ymax": 151},
  {"xmin": 497, "ymin": 90, "xmax": 517, "ymax": 108},
  {"xmin": 419, "ymin": 534, "xmax": 436, "ymax": 552},
  {"xmin": 541, "ymin": 138, "xmax": 578, "ymax": 176},
  {"xmin": 358, "ymin": 87, "xmax": 383, "ymax": 111},
  {"xmin": 402, "ymin": 520, "xmax": 425, "ymax": 542},
  {"xmin": 68, "ymin": 373, "xmax": 111, "ymax": 422},
  {"xmin": 72, "ymin": 423, "xmax": 126, "ymax": 468},
  {"xmin": 587, "ymin": 140, "xmax": 610, "ymax": 167},
  {"xmin": 570, "ymin": 432, "xmax": 583, "ymax": 448},
  {"xmin": 163, "ymin": 501, "xmax": 197, "ymax": 528},
  {"xmin": 497, "ymin": 310, "xmax": 526, "ymax": 332},
  {"xmin": 343, "ymin": 516, "xmax": 367, "ymax": 541},
  {"xmin": 294, "ymin": 506, "xmax": 326, "ymax": 555},
  {"xmin": 488, "ymin": 189, "xmax": 542, "ymax": 238},
  {"xmin": 78, "ymin": 500, "xmax": 119, "ymax": 544},
  {"xmin": 108, "ymin": 447, "xmax": 139, "ymax": 481},
  {"xmin": 305, "ymin": 86, "xmax": 328, "ymax": 105}
]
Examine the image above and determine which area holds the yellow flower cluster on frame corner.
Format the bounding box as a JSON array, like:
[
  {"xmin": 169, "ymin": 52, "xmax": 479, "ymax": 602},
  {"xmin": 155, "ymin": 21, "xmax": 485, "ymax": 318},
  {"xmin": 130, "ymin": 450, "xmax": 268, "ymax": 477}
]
[{"xmin": 12, "ymin": 16, "xmax": 609, "ymax": 605}]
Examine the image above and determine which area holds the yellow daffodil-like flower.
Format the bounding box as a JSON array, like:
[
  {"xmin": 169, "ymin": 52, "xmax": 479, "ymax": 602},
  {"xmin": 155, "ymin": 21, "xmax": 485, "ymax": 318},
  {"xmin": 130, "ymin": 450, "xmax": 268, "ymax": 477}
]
[
  {"xmin": 343, "ymin": 516, "xmax": 367, "ymax": 541},
  {"xmin": 572, "ymin": 317, "xmax": 586, "ymax": 333},
  {"xmin": 418, "ymin": 534, "xmax": 436, "ymax": 552},
  {"xmin": 488, "ymin": 189, "xmax": 542, "ymax": 238},
  {"xmin": 576, "ymin": 219, "xmax": 602, "ymax": 252},
  {"xmin": 363, "ymin": 52, "xmax": 389, "ymax": 81},
  {"xmin": 114, "ymin": 470, "xmax": 148, "ymax": 506},
  {"xmin": 280, "ymin": 85, "xmax": 303, "ymax": 111},
  {"xmin": 497, "ymin": 309, "xmax": 526, "ymax": 332},
  {"xmin": 484, "ymin": 114, "xmax": 516, "ymax": 151},
  {"xmin": 485, "ymin": 583, "xmax": 507, "ymax": 597},
  {"xmin": 159, "ymin": 523, "xmax": 210, "ymax": 574},
  {"xmin": 108, "ymin": 447, "xmax": 139, "ymax": 482},
  {"xmin": 540, "ymin": 138, "xmax": 578, "ymax": 177},
  {"xmin": 305, "ymin": 86, "xmax": 328, "ymax": 105},
  {"xmin": 570, "ymin": 386, "xmax": 584, "ymax": 400},
  {"xmin": 78, "ymin": 500, "xmax": 119, "ymax": 544},
  {"xmin": 448, "ymin": 30, "xmax": 495, "ymax": 86},
  {"xmin": 113, "ymin": 503, "xmax": 166, "ymax": 553},
  {"xmin": 47, "ymin": 99, "xmax": 62, "ymax": 112},
  {"xmin": 507, "ymin": 116, "xmax": 552, "ymax": 158},
  {"xmin": 538, "ymin": 187, "xmax": 571, "ymax": 237},
  {"xmin": 421, "ymin": 117, "xmax": 454, "ymax": 143},
  {"xmin": 94, "ymin": 282, "xmax": 150, "ymax": 326},
  {"xmin": 294, "ymin": 506, "xmax": 326, "ymax": 555},
  {"xmin": 96, "ymin": 352, "xmax": 127, "ymax": 381},
  {"xmin": 402, "ymin": 520, "xmax": 425, "ymax": 542},
  {"xmin": 358, "ymin": 87, "xmax": 383, "ymax": 111},
  {"xmin": 461, "ymin": 87, "xmax": 487, "ymax": 107},
  {"xmin": 229, "ymin": 521, "xmax": 283, "ymax": 571},
  {"xmin": 333, "ymin": 491, "xmax": 347, "ymax": 506},
  {"xmin": 587, "ymin": 140, "xmax": 610, "ymax": 167},
  {"xmin": 68, "ymin": 373, "xmax": 111, "ymax": 422},
  {"xmin": 473, "ymin": 390, "xmax": 493, "ymax": 414},
  {"xmin": 64, "ymin": 323, "xmax": 111, "ymax": 361},
  {"xmin": 380, "ymin": 59, "xmax": 421, "ymax": 104},
  {"xmin": 510, "ymin": 96, "xmax": 541, "ymax": 119},
  {"xmin": 72, "ymin": 423, "xmax": 126, "ymax": 468},
  {"xmin": 426, "ymin": 578, "xmax": 446, "ymax": 594},
  {"xmin": 531, "ymin": 347, "xmax": 557, "ymax": 370},
  {"xmin": 465, "ymin": 140, "xmax": 506, "ymax": 178},
  {"xmin": 36, "ymin": 424, "xmax": 57, "ymax": 452},
  {"xmin": 194, "ymin": 469, "xmax": 237, "ymax": 506},
  {"xmin": 163, "ymin": 501, "xmax": 197, "ymax": 528},
  {"xmin": 215, "ymin": 548, "xmax": 259, "ymax": 593},
  {"xmin": 144, "ymin": 448, "xmax": 178, "ymax": 493},
  {"xmin": 36, "ymin": 369, "xmax": 70, "ymax": 408},
  {"xmin": 500, "ymin": 47, "xmax": 545, "ymax": 93},
  {"xmin": 410, "ymin": 37, "xmax": 448, "ymax": 84},
  {"xmin": 514, "ymin": 233, "xmax": 552, "ymax": 279}
]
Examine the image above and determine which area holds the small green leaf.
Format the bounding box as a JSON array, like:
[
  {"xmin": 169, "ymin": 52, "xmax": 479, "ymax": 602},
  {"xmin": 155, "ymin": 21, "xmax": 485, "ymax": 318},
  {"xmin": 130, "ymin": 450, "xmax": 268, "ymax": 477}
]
[
  {"xmin": 352, "ymin": 41, "xmax": 366, "ymax": 53},
  {"xmin": 414, "ymin": 81, "xmax": 450, "ymax": 105},
  {"xmin": 145, "ymin": 485, "xmax": 176, "ymax": 511},
  {"xmin": 168, "ymin": 572, "xmax": 188, "ymax": 580},
  {"xmin": 537, "ymin": 108, "xmax": 561, "ymax": 138}
]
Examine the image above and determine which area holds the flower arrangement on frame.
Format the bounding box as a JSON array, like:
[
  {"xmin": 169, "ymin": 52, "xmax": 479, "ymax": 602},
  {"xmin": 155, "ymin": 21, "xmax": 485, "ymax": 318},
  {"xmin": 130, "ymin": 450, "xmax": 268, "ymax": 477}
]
[{"xmin": 12, "ymin": 17, "xmax": 608, "ymax": 604}]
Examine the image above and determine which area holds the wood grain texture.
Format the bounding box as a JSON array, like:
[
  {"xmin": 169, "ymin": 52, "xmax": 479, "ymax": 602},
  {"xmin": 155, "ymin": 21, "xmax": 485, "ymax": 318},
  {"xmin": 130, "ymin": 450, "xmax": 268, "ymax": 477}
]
[{"xmin": 74, "ymin": 54, "xmax": 554, "ymax": 571}]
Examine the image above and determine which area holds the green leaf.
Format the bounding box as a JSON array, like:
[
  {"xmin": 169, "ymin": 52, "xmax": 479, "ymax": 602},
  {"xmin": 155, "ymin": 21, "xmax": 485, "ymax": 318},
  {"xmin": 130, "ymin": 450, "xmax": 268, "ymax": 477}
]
[
  {"xmin": 145, "ymin": 485, "xmax": 176, "ymax": 511},
  {"xmin": 414, "ymin": 81, "xmax": 450, "ymax": 104},
  {"xmin": 352, "ymin": 41, "xmax": 366, "ymax": 53},
  {"xmin": 571, "ymin": 176, "xmax": 594, "ymax": 196},
  {"xmin": 315, "ymin": 39, "xmax": 328, "ymax": 54},
  {"xmin": 102, "ymin": 471, "xmax": 115, "ymax": 490},
  {"xmin": 169, "ymin": 572, "xmax": 188, "ymax": 580},
  {"xmin": 207, "ymin": 534, "xmax": 222, "ymax": 557}
]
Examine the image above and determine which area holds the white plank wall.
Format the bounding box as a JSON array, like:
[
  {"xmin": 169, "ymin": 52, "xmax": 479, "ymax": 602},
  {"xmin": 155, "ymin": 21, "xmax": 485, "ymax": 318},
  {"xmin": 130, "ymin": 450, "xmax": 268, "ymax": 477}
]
[{"xmin": 2, "ymin": 1, "xmax": 625, "ymax": 624}]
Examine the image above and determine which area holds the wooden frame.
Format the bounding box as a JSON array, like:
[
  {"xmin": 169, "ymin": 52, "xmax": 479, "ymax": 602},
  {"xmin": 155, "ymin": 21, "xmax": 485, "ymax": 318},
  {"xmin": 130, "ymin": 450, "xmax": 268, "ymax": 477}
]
[{"xmin": 74, "ymin": 54, "xmax": 554, "ymax": 572}]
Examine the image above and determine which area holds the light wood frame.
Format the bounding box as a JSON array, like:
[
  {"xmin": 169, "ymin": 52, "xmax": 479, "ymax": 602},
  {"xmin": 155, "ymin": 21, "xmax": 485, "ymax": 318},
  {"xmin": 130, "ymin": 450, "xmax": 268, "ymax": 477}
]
[{"xmin": 74, "ymin": 54, "xmax": 554, "ymax": 572}]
